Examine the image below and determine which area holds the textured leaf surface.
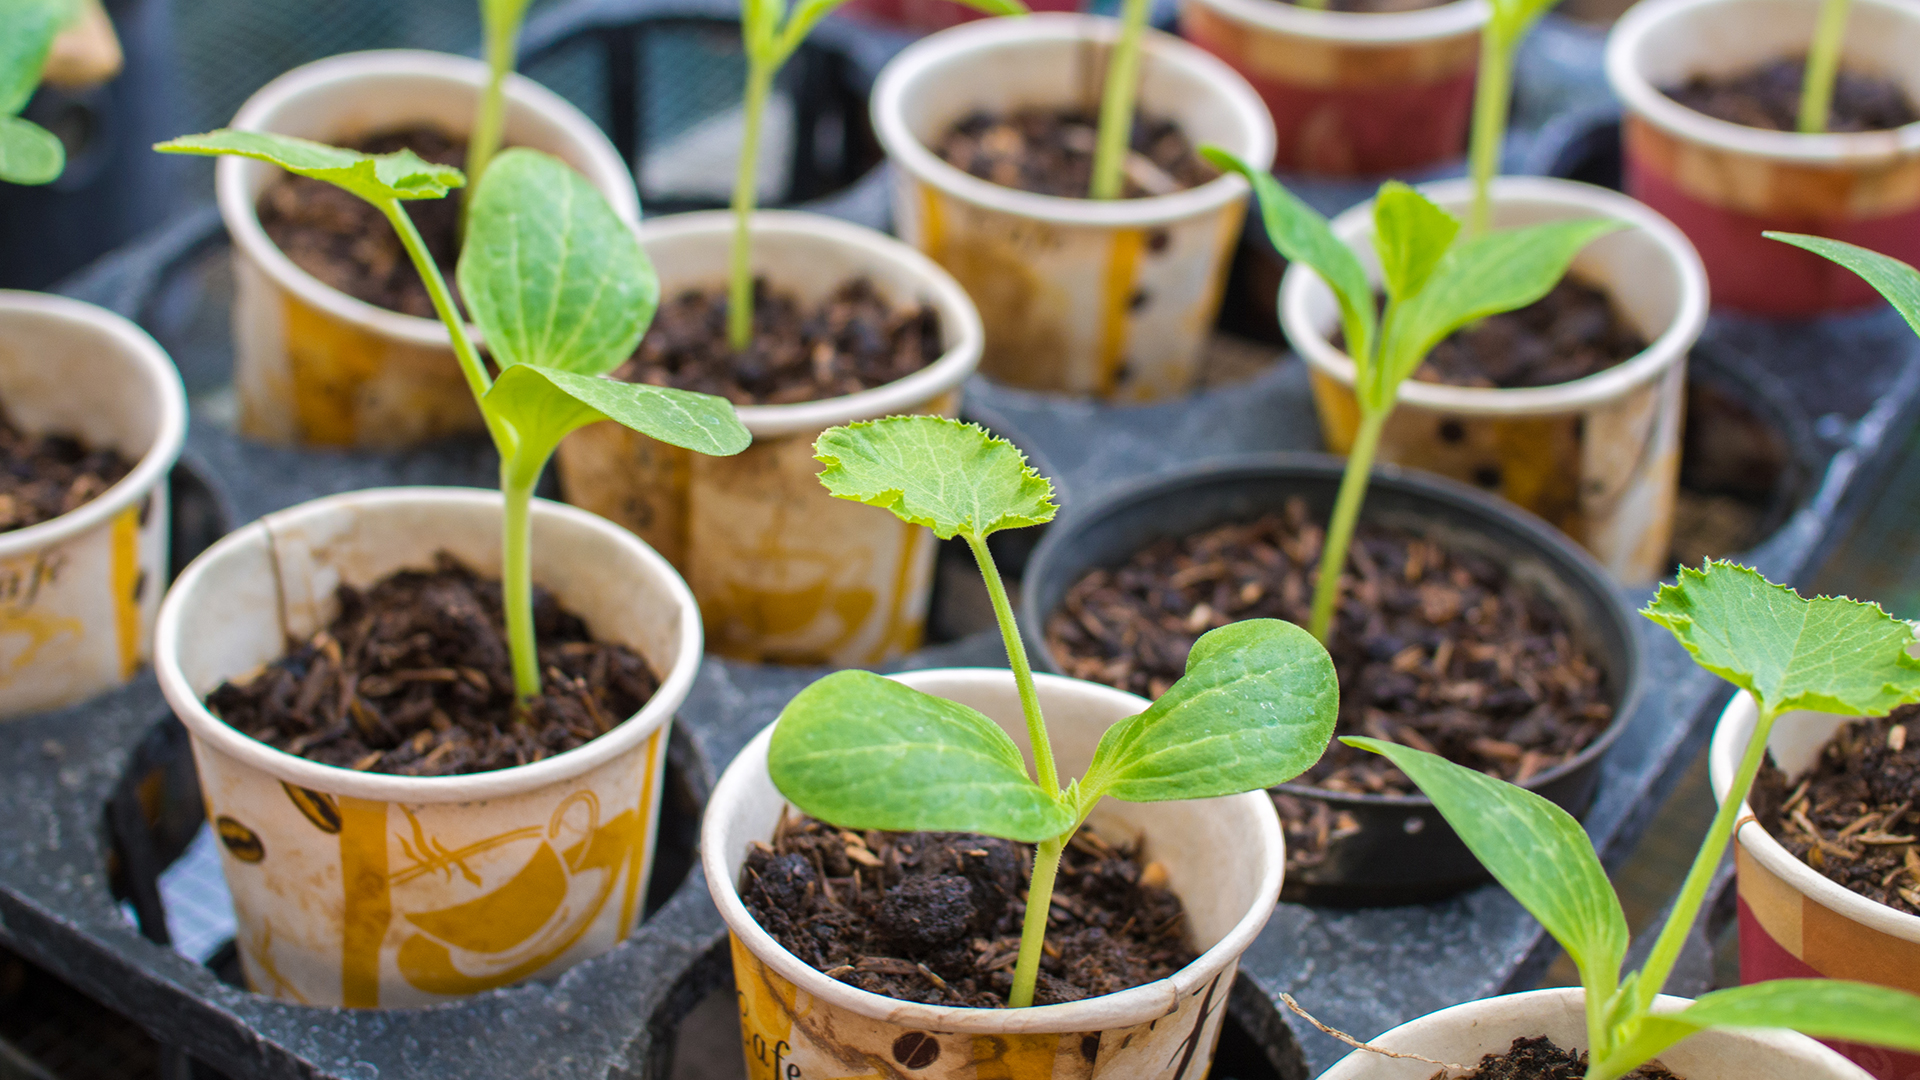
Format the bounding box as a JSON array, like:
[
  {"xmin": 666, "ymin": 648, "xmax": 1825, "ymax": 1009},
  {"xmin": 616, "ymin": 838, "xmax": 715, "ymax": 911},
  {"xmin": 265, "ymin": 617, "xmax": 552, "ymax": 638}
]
[
  {"xmin": 1768, "ymin": 232, "xmax": 1920, "ymax": 339},
  {"xmin": 1372, "ymin": 182, "xmax": 1457, "ymax": 304},
  {"xmin": 1085, "ymin": 620, "xmax": 1338, "ymax": 802},
  {"xmin": 1595, "ymin": 980, "xmax": 1920, "ymax": 1079},
  {"xmin": 768, "ymin": 670, "xmax": 1073, "ymax": 842},
  {"xmin": 153, "ymin": 130, "xmax": 463, "ymax": 203},
  {"xmin": 458, "ymin": 149, "xmax": 657, "ymax": 377},
  {"xmin": 485, "ymin": 364, "xmax": 748, "ymax": 463},
  {"xmin": 1643, "ymin": 561, "xmax": 1920, "ymax": 718},
  {"xmin": 0, "ymin": 114, "xmax": 61, "ymax": 184},
  {"xmin": 814, "ymin": 417, "xmax": 1055, "ymax": 540}
]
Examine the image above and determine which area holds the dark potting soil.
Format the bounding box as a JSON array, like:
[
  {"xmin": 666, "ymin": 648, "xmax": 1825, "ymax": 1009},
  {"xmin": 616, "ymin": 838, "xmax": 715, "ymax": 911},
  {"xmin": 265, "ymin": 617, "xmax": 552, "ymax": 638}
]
[
  {"xmin": 0, "ymin": 407, "xmax": 132, "ymax": 532},
  {"xmin": 936, "ymin": 107, "xmax": 1216, "ymax": 199},
  {"xmin": 612, "ymin": 278, "xmax": 942, "ymax": 406},
  {"xmin": 1436, "ymin": 1037, "xmax": 1680, "ymax": 1080},
  {"xmin": 206, "ymin": 554, "xmax": 659, "ymax": 777},
  {"xmin": 1415, "ymin": 279, "xmax": 1648, "ymax": 390},
  {"xmin": 739, "ymin": 811, "xmax": 1196, "ymax": 1007},
  {"xmin": 1663, "ymin": 57, "xmax": 1920, "ymax": 133},
  {"xmin": 257, "ymin": 125, "xmax": 466, "ymax": 319},
  {"xmin": 1752, "ymin": 707, "xmax": 1920, "ymax": 917},
  {"xmin": 1045, "ymin": 499, "xmax": 1613, "ymax": 874}
]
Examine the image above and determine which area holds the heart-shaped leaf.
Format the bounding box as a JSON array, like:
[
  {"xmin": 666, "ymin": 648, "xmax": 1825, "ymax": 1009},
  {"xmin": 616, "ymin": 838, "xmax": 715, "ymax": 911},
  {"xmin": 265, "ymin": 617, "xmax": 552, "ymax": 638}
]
[
  {"xmin": 768, "ymin": 670, "xmax": 1073, "ymax": 842},
  {"xmin": 154, "ymin": 129, "xmax": 464, "ymax": 204},
  {"xmin": 814, "ymin": 416, "xmax": 1055, "ymax": 541},
  {"xmin": 0, "ymin": 114, "xmax": 62, "ymax": 185},
  {"xmin": 1767, "ymin": 233, "xmax": 1920, "ymax": 339},
  {"xmin": 485, "ymin": 363, "xmax": 749, "ymax": 465}
]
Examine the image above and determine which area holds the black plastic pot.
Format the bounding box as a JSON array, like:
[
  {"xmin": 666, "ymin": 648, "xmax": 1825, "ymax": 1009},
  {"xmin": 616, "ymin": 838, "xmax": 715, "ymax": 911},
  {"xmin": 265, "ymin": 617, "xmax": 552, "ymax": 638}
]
[{"xmin": 1020, "ymin": 453, "xmax": 1644, "ymax": 907}]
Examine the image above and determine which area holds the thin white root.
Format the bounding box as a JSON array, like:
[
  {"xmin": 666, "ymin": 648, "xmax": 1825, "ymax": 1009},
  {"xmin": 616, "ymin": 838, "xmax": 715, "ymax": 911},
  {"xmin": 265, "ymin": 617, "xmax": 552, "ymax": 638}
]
[{"xmin": 1280, "ymin": 993, "xmax": 1469, "ymax": 1074}]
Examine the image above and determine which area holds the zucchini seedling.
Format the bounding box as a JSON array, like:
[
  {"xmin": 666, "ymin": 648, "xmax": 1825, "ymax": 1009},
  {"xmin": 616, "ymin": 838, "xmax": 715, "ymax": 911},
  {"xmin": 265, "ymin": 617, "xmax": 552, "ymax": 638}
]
[
  {"xmin": 0, "ymin": 0, "xmax": 77, "ymax": 185},
  {"xmin": 1346, "ymin": 562, "xmax": 1920, "ymax": 1079},
  {"xmin": 155, "ymin": 131, "xmax": 751, "ymax": 703},
  {"xmin": 1206, "ymin": 150, "xmax": 1620, "ymax": 644},
  {"xmin": 766, "ymin": 415, "xmax": 1340, "ymax": 1008}
]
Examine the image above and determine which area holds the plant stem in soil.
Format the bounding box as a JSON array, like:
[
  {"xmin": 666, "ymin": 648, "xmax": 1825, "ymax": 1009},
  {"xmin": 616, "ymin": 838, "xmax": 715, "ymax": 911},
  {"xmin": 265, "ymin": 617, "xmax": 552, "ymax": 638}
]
[
  {"xmin": 1089, "ymin": 0, "xmax": 1152, "ymax": 201},
  {"xmin": 1466, "ymin": 25, "xmax": 1514, "ymax": 237},
  {"xmin": 1798, "ymin": 0, "xmax": 1853, "ymax": 133},
  {"xmin": 729, "ymin": 58, "xmax": 776, "ymax": 352},
  {"xmin": 1009, "ymin": 834, "xmax": 1066, "ymax": 1008},
  {"xmin": 1309, "ymin": 408, "xmax": 1388, "ymax": 644},
  {"xmin": 966, "ymin": 532, "xmax": 1061, "ymax": 797}
]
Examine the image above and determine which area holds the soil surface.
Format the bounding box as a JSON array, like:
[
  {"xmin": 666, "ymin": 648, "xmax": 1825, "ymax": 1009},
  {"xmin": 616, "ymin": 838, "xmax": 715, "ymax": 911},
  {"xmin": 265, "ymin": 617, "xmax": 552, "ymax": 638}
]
[
  {"xmin": 937, "ymin": 107, "xmax": 1215, "ymax": 199},
  {"xmin": 207, "ymin": 554, "xmax": 659, "ymax": 777},
  {"xmin": 1045, "ymin": 499, "xmax": 1614, "ymax": 875},
  {"xmin": 1752, "ymin": 707, "xmax": 1920, "ymax": 917},
  {"xmin": 613, "ymin": 279, "xmax": 942, "ymax": 406},
  {"xmin": 0, "ymin": 407, "xmax": 132, "ymax": 532},
  {"xmin": 739, "ymin": 811, "xmax": 1195, "ymax": 1007},
  {"xmin": 1438, "ymin": 1037, "xmax": 1680, "ymax": 1079},
  {"xmin": 1415, "ymin": 280, "xmax": 1648, "ymax": 389},
  {"xmin": 257, "ymin": 125, "xmax": 466, "ymax": 318},
  {"xmin": 1282, "ymin": 0, "xmax": 1449, "ymax": 11},
  {"xmin": 1664, "ymin": 57, "xmax": 1919, "ymax": 133}
]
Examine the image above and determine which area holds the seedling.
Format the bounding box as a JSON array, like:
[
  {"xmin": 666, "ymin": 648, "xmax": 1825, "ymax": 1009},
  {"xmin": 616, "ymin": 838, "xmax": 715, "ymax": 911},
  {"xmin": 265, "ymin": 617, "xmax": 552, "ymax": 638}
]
[
  {"xmin": 725, "ymin": 0, "xmax": 1024, "ymax": 349},
  {"xmin": 766, "ymin": 415, "xmax": 1339, "ymax": 1008},
  {"xmin": 154, "ymin": 131, "xmax": 750, "ymax": 702},
  {"xmin": 1088, "ymin": 0, "xmax": 1150, "ymax": 200},
  {"xmin": 1466, "ymin": 0, "xmax": 1564, "ymax": 234},
  {"xmin": 1206, "ymin": 149, "xmax": 1620, "ymax": 644},
  {"xmin": 1345, "ymin": 562, "xmax": 1920, "ymax": 1079},
  {"xmin": 465, "ymin": 0, "xmax": 534, "ymax": 193},
  {"xmin": 0, "ymin": 0, "xmax": 76, "ymax": 185},
  {"xmin": 1798, "ymin": 0, "xmax": 1853, "ymax": 133}
]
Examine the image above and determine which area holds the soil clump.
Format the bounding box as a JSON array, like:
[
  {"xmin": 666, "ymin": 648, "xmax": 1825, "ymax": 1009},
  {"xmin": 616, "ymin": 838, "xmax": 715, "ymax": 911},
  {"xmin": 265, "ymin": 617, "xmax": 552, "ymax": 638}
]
[
  {"xmin": 1435, "ymin": 1036, "xmax": 1679, "ymax": 1079},
  {"xmin": 936, "ymin": 107, "xmax": 1215, "ymax": 199},
  {"xmin": 1664, "ymin": 57, "xmax": 1919, "ymax": 132},
  {"xmin": 0, "ymin": 407, "xmax": 132, "ymax": 531},
  {"xmin": 207, "ymin": 554, "xmax": 659, "ymax": 777},
  {"xmin": 739, "ymin": 811, "xmax": 1195, "ymax": 1007}
]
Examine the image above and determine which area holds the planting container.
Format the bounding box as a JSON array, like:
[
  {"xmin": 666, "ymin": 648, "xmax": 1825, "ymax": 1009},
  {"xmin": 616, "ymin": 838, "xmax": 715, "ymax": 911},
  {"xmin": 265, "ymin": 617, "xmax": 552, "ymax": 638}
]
[
  {"xmin": 871, "ymin": 14, "xmax": 1274, "ymax": 401},
  {"xmin": 1020, "ymin": 454, "xmax": 1641, "ymax": 905},
  {"xmin": 1711, "ymin": 693, "xmax": 1920, "ymax": 1080},
  {"xmin": 0, "ymin": 292, "xmax": 184, "ymax": 718},
  {"xmin": 703, "ymin": 667, "xmax": 1285, "ymax": 1080},
  {"xmin": 1607, "ymin": 0, "xmax": 1920, "ymax": 316},
  {"xmin": 1178, "ymin": 0, "xmax": 1487, "ymax": 175},
  {"xmin": 1281, "ymin": 175, "xmax": 1707, "ymax": 586},
  {"xmin": 1316, "ymin": 986, "xmax": 1875, "ymax": 1079},
  {"xmin": 153, "ymin": 487, "xmax": 699, "ymax": 1008},
  {"xmin": 215, "ymin": 49, "xmax": 639, "ymax": 448},
  {"xmin": 554, "ymin": 210, "xmax": 981, "ymax": 667}
]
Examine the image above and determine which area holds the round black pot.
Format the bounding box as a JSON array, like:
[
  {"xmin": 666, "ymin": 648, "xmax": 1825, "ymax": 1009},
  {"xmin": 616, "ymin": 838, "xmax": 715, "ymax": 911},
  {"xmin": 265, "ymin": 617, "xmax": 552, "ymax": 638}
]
[{"xmin": 1020, "ymin": 453, "xmax": 1644, "ymax": 907}]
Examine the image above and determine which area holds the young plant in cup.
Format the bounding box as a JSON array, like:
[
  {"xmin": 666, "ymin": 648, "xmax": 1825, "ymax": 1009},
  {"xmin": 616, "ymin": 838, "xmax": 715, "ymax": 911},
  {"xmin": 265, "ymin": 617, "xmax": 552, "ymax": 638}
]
[
  {"xmin": 1466, "ymin": 0, "xmax": 1564, "ymax": 234},
  {"xmin": 156, "ymin": 130, "xmax": 750, "ymax": 704},
  {"xmin": 1205, "ymin": 150, "xmax": 1620, "ymax": 643},
  {"xmin": 1340, "ymin": 561, "xmax": 1920, "ymax": 1079},
  {"xmin": 766, "ymin": 414, "xmax": 1339, "ymax": 1008},
  {"xmin": 1, "ymin": 0, "xmax": 75, "ymax": 185}
]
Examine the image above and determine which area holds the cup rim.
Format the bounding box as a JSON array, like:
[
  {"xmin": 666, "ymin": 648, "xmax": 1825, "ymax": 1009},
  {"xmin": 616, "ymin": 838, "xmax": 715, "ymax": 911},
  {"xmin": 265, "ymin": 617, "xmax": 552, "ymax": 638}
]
[{"xmin": 1182, "ymin": 0, "xmax": 1490, "ymax": 44}]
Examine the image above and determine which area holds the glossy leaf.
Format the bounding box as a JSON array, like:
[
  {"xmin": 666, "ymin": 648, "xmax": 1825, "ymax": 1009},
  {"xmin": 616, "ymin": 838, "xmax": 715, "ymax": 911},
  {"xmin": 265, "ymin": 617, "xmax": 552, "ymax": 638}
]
[
  {"xmin": 458, "ymin": 149, "xmax": 657, "ymax": 378},
  {"xmin": 0, "ymin": 114, "xmax": 61, "ymax": 184},
  {"xmin": 1643, "ymin": 560, "xmax": 1920, "ymax": 719},
  {"xmin": 1083, "ymin": 620, "xmax": 1338, "ymax": 802},
  {"xmin": 153, "ymin": 129, "xmax": 464, "ymax": 204},
  {"xmin": 485, "ymin": 363, "xmax": 749, "ymax": 465},
  {"xmin": 1372, "ymin": 182, "xmax": 1458, "ymax": 304},
  {"xmin": 768, "ymin": 670, "xmax": 1074, "ymax": 842},
  {"xmin": 1592, "ymin": 980, "xmax": 1920, "ymax": 1080},
  {"xmin": 814, "ymin": 416, "xmax": 1056, "ymax": 540},
  {"xmin": 1767, "ymin": 232, "xmax": 1920, "ymax": 339},
  {"xmin": 0, "ymin": 0, "xmax": 70, "ymax": 116}
]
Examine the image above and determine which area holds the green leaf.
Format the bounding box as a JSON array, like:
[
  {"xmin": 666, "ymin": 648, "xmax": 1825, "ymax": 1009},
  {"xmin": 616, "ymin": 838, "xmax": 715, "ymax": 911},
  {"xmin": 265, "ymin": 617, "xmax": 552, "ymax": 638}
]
[
  {"xmin": 768, "ymin": 670, "xmax": 1074, "ymax": 842},
  {"xmin": 0, "ymin": 114, "xmax": 62, "ymax": 185},
  {"xmin": 485, "ymin": 364, "xmax": 749, "ymax": 466},
  {"xmin": 1344, "ymin": 737, "xmax": 1629, "ymax": 1004},
  {"xmin": 458, "ymin": 149, "xmax": 657, "ymax": 378},
  {"xmin": 1767, "ymin": 232, "xmax": 1920, "ymax": 339},
  {"xmin": 1592, "ymin": 980, "xmax": 1920, "ymax": 1080},
  {"xmin": 1204, "ymin": 146, "xmax": 1375, "ymax": 371},
  {"xmin": 153, "ymin": 129, "xmax": 463, "ymax": 204},
  {"xmin": 1374, "ymin": 217, "xmax": 1623, "ymax": 404},
  {"xmin": 1372, "ymin": 181, "xmax": 1458, "ymax": 304},
  {"xmin": 813, "ymin": 416, "xmax": 1056, "ymax": 541},
  {"xmin": 1082, "ymin": 620, "xmax": 1338, "ymax": 802},
  {"xmin": 1643, "ymin": 560, "xmax": 1920, "ymax": 719},
  {"xmin": 0, "ymin": 0, "xmax": 72, "ymax": 117}
]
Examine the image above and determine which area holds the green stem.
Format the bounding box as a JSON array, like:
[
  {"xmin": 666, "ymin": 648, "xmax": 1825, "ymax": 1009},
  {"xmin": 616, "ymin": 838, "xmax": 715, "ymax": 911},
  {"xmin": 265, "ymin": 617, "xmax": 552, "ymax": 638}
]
[
  {"xmin": 1466, "ymin": 28, "xmax": 1513, "ymax": 238},
  {"xmin": 965, "ymin": 533, "xmax": 1059, "ymax": 797},
  {"xmin": 378, "ymin": 202, "xmax": 496, "ymax": 412},
  {"xmin": 1308, "ymin": 408, "xmax": 1388, "ymax": 644},
  {"xmin": 1798, "ymin": 0, "xmax": 1852, "ymax": 134},
  {"xmin": 1008, "ymin": 834, "xmax": 1066, "ymax": 1008},
  {"xmin": 729, "ymin": 58, "xmax": 775, "ymax": 352},
  {"xmin": 1630, "ymin": 699, "xmax": 1780, "ymax": 1018},
  {"xmin": 464, "ymin": 9, "xmax": 519, "ymax": 219},
  {"xmin": 1089, "ymin": 0, "xmax": 1152, "ymax": 201},
  {"xmin": 500, "ymin": 456, "xmax": 543, "ymax": 702}
]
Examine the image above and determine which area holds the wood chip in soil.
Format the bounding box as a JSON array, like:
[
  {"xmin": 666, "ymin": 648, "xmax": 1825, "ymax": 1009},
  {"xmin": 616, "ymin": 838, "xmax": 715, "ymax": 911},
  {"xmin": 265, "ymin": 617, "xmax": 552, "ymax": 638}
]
[
  {"xmin": 1752, "ymin": 707, "xmax": 1920, "ymax": 917},
  {"xmin": 612, "ymin": 278, "xmax": 941, "ymax": 406},
  {"xmin": 1044, "ymin": 498, "xmax": 1613, "ymax": 876},
  {"xmin": 1436, "ymin": 1036, "xmax": 1680, "ymax": 1080},
  {"xmin": 206, "ymin": 554, "xmax": 659, "ymax": 777},
  {"xmin": 739, "ymin": 811, "xmax": 1195, "ymax": 1007},
  {"xmin": 0, "ymin": 403, "xmax": 132, "ymax": 532},
  {"xmin": 936, "ymin": 107, "xmax": 1215, "ymax": 199},
  {"xmin": 257, "ymin": 125, "xmax": 466, "ymax": 318},
  {"xmin": 1664, "ymin": 57, "xmax": 1919, "ymax": 133}
]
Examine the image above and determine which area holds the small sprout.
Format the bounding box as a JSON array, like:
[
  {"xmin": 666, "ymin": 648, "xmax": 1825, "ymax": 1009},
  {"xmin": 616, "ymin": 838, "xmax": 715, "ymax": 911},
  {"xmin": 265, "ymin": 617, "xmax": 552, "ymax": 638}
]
[
  {"xmin": 0, "ymin": 0, "xmax": 80, "ymax": 185},
  {"xmin": 1204, "ymin": 149, "xmax": 1621, "ymax": 644},
  {"xmin": 466, "ymin": 0, "xmax": 534, "ymax": 193},
  {"xmin": 1088, "ymin": 0, "xmax": 1150, "ymax": 201},
  {"xmin": 1345, "ymin": 562, "xmax": 1920, "ymax": 1080},
  {"xmin": 156, "ymin": 131, "xmax": 751, "ymax": 703},
  {"xmin": 771, "ymin": 416, "xmax": 1340, "ymax": 1008},
  {"xmin": 1467, "ymin": 0, "xmax": 1565, "ymax": 234},
  {"xmin": 1798, "ymin": 0, "xmax": 1854, "ymax": 133}
]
